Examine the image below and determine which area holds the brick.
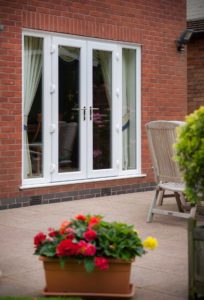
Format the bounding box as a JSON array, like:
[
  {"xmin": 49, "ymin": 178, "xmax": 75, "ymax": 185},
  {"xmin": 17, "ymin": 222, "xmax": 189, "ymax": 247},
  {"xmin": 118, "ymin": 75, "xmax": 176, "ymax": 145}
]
[{"xmin": 0, "ymin": 0, "xmax": 187, "ymax": 203}]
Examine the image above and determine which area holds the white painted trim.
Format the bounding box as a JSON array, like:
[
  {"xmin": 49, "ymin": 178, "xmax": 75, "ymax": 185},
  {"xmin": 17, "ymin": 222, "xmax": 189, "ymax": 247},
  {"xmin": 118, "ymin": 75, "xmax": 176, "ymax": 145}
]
[
  {"xmin": 51, "ymin": 36, "xmax": 87, "ymax": 181},
  {"xmin": 20, "ymin": 172, "xmax": 147, "ymax": 190},
  {"xmin": 118, "ymin": 44, "xmax": 142, "ymax": 175},
  {"xmin": 21, "ymin": 30, "xmax": 142, "ymax": 186},
  {"xmin": 87, "ymin": 41, "xmax": 119, "ymax": 178},
  {"xmin": 22, "ymin": 32, "xmax": 52, "ymax": 186}
]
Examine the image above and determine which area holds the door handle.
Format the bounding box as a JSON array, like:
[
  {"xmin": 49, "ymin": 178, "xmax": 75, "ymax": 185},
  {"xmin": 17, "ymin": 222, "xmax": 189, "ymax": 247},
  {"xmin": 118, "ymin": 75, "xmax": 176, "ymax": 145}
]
[
  {"xmin": 82, "ymin": 106, "xmax": 87, "ymax": 121},
  {"xmin": 89, "ymin": 106, "xmax": 100, "ymax": 121},
  {"xmin": 72, "ymin": 107, "xmax": 87, "ymax": 121}
]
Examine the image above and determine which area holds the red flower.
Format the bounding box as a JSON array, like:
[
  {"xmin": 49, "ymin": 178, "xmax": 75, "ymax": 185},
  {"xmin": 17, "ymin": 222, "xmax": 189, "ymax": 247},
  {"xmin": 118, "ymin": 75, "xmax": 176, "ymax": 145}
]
[
  {"xmin": 75, "ymin": 214, "xmax": 86, "ymax": 221},
  {"xmin": 88, "ymin": 216, "xmax": 101, "ymax": 228},
  {"xmin": 34, "ymin": 232, "xmax": 46, "ymax": 247},
  {"xmin": 48, "ymin": 227, "xmax": 58, "ymax": 237},
  {"xmin": 84, "ymin": 243, "xmax": 96, "ymax": 256},
  {"xmin": 94, "ymin": 257, "xmax": 109, "ymax": 270},
  {"xmin": 78, "ymin": 241, "xmax": 96, "ymax": 256},
  {"xmin": 56, "ymin": 239, "xmax": 79, "ymax": 256},
  {"xmin": 83, "ymin": 229, "xmax": 97, "ymax": 241}
]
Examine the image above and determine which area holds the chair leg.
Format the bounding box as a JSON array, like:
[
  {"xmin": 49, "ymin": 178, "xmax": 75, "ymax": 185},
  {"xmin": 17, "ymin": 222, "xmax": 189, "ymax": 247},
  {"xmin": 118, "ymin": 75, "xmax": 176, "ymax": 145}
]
[
  {"xmin": 147, "ymin": 188, "xmax": 160, "ymax": 223},
  {"xmin": 158, "ymin": 190, "xmax": 164, "ymax": 206},
  {"xmin": 174, "ymin": 192, "xmax": 184, "ymax": 212},
  {"xmin": 189, "ymin": 205, "xmax": 197, "ymax": 219}
]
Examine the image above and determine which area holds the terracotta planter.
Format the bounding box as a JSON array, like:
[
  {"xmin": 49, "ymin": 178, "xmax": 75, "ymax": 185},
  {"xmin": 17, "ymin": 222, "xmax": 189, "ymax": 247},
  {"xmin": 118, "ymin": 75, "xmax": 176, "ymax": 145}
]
[{"xmin": 40, "ymin": 256, "xmax": 135, "ymax": 298}]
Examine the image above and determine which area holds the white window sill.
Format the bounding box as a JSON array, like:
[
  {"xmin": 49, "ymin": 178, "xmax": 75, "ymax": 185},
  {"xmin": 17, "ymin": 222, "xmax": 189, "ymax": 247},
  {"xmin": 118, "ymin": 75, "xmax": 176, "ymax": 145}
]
[{"xmin": 20, "ymin": 173, "xmax": 146, "ymax": 190}]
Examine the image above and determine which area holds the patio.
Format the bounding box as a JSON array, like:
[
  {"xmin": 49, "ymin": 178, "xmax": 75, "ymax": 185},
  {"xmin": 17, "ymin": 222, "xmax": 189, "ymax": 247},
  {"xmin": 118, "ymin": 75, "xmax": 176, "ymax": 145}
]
[{"xmin": 0, "ymin": 190, "xmax": 203, "ymax": 299}]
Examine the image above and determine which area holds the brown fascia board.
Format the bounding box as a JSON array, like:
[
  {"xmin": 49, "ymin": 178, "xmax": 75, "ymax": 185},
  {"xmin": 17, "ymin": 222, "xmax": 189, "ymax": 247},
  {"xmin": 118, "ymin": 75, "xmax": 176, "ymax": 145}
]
[{"xmin": 187, "ymin": 19, "xmax": 204, "ymax": 32}]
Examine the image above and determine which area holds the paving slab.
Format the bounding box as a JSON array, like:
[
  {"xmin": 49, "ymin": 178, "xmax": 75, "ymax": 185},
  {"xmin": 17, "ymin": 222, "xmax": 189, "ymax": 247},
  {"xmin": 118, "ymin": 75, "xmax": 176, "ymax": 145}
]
[{"xmin": 0, "ymin": 191, "xmax": 203, "ymax": 299}]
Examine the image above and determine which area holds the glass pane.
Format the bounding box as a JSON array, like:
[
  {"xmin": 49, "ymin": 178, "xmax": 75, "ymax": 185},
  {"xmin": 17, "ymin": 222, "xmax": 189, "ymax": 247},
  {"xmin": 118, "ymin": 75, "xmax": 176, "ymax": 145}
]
[
  {"xmin": 92, "ymin": 50, "xmax": 112, "ymax": 170},
  {"xmin": 23, "ymin": 36, "xmax": 43, "ymax": 179},
  {"xmin": 122, "ymin": 48, "xmax": 136, "ymax": 170},
  {"xmin": 58, "ymin": 46, "xmax": 80, "ymax": 173}
]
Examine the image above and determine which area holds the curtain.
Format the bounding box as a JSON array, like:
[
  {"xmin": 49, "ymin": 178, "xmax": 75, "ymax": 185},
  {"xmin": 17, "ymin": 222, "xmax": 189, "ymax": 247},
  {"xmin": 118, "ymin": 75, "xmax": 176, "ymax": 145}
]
[
  {"xmin": 98, "ymin": 51, "xmax": 112, "ymax": 105},
  {"xmin": 24, "ymin": 36, "xmax": 42, "ymax": 178},
  {"xmin": 59, "ymin": 46, "xmax": 80, "ymax": 62}
]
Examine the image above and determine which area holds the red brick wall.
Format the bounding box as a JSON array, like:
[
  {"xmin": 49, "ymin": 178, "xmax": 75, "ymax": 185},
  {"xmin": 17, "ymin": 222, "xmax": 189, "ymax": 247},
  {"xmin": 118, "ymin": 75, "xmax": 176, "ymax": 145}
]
[
  {"xmin": 0, "ymin": 0, "xmax": 187, "ymax": 201},
  {"xmin": 187, "ymin": 35, "xmax": 204, "ymax": 114}
]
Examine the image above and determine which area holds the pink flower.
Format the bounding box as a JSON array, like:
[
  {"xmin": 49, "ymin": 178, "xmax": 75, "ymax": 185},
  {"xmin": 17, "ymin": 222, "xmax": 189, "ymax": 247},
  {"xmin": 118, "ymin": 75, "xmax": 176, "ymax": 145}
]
[
  {"xmin": 94, "ymin": 257, "xmax": 109, "ymax": 270},
  {"xmin": 78, "ymin": 241, "xmax": 96, "ymax": 256},
  {"xmin": 34, "ymin": 232, "xmax": 46, "ymax": 247},
  {"xmin": 83, "ymin": 229, "xmax": 97, "ymax": 241},
  {"xmin": 56, "ymin": 239, "xmax": 79, "ymax": 256},
  {"xmin": 64, "ymin": 227, "xmax": 75, "ymax": 239},
  {"xmin": 84, "ymin": 243, "xmax": 96, "ymax": 256}
]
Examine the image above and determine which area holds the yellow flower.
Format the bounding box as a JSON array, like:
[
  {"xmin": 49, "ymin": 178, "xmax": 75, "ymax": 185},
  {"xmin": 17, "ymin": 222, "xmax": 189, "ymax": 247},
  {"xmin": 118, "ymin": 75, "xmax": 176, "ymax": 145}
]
[{"xmin": 143, "ymin": 236, "xmax": 158, "ymax": 250}]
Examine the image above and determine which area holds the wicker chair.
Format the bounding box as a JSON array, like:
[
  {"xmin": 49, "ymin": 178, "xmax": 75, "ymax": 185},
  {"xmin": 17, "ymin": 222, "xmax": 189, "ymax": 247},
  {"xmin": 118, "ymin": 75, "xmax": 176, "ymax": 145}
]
[{"xmin": 146, "ymin": 120, "xmax": 197, "ymax": 222}]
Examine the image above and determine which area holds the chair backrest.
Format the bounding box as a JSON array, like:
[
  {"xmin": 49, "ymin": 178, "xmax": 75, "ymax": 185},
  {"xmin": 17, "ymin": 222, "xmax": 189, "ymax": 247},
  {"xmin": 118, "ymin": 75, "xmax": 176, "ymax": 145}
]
[{"xmin": 145, "ymin": 120, "xmax": 185, "ymax": 184}]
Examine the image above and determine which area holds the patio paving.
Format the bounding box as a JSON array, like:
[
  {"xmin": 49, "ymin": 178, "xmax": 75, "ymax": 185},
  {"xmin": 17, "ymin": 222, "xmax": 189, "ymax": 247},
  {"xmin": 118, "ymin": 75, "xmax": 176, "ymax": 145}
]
[{"xmin": 0, "ymin": 190, "xmax": 203, "ymax": 299}]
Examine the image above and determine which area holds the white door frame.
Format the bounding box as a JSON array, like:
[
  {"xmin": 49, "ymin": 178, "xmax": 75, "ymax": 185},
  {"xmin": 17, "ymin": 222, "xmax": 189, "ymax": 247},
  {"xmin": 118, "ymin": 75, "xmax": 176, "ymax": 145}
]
[{"xmin": 87, "ymin": 41, "xmax": 120, "ymax": 178}]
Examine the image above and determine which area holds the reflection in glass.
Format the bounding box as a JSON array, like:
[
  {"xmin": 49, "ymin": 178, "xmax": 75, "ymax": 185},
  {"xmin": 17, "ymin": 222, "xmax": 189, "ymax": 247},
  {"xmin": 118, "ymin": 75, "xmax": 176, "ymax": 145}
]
[
  {"xmin": 23, "ymin": 36, "xmax": 43, "ymax": 178},
  {"xmin": 122, "ymin": 48, "xmax": 136, "ymax": 170},
  {"xmin": 58, "ymin": 46, "xmax": 80, "ymax": 173},
  {"xmin": 92, "ymin": 50, "xmax": 112, "ymax": 170}
]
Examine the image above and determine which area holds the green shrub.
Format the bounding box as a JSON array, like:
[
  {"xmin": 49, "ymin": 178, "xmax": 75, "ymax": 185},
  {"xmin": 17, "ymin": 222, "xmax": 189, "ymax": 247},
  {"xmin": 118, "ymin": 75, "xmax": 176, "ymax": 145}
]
[{"xmin": 175, "ymin": 106, "xmax": 204, "ymax": 204}]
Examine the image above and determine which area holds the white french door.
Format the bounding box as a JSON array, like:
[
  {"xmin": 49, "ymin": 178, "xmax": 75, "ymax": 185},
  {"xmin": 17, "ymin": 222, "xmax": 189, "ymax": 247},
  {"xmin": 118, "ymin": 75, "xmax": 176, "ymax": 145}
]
[
  {"xmin": 87, "ymin": 41, "xmax": 119, "ymax": 178},
  {"xmin": 51, "ymin": 37, "xmax": 119, "ymax": 182}
]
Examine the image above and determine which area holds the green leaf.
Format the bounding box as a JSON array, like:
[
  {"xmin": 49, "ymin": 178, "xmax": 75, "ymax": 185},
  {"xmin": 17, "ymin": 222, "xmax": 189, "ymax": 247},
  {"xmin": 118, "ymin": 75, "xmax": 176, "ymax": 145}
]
[
  {"xmin": 84, "ymin": 257, "xmax": 95, "ymax": 273},
  {"xmin": 59, "ymin": 258, "xmax": 65, "ymax": 269},
  {"xmin": 38, "ymin": 242, "xmax": 56, "ymax": 257}
]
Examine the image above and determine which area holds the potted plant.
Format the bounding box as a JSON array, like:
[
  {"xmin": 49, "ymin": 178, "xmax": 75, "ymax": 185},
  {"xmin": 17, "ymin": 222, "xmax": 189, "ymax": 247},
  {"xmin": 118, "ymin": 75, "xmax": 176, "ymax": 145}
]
[
  {"xmin": 34, "ymin": 214, "xmax": 158, "ymax": 297},
  {"xmin": 175, "ymin": 106, "xmax": 204, "ymax": 300}
]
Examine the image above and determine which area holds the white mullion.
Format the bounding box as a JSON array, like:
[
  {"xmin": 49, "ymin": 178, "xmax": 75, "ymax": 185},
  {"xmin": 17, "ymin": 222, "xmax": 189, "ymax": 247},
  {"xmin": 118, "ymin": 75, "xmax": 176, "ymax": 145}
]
[
  {"xmin": 51, "ymin": 38, "xmax": 59, "ymax": 179},
  {"xmin": 43, "ymin": 35, "xmax": 52, "ymax": 182},
  {"xmin": 87, "ymin": 42, "xmax": 93, "ymax": 177},
  {"xmin": 136, "ymin": 46, "xmax": 141, "ymax": 173},
  {"xmin": 115, "ymin": 46, "xmax": 122, "ymax": 174},
  {"xmin": 79, "ymin": 40, "xmax": 87, "ymax": 177}
]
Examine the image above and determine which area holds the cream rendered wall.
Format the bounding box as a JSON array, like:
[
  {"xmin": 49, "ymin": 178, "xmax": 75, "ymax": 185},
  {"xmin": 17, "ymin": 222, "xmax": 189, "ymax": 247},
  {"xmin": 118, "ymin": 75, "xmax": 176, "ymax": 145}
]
[{"xmin": 187, "ymin": 0, "xmax": 204, "ymax": 20}]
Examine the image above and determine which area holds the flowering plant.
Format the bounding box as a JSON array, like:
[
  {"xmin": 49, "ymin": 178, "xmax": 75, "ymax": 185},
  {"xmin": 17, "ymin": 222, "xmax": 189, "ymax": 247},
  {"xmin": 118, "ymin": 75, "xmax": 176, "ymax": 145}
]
[{"xmin": 34, "ymin": 214, "xmax": 158, "ymax": 272}]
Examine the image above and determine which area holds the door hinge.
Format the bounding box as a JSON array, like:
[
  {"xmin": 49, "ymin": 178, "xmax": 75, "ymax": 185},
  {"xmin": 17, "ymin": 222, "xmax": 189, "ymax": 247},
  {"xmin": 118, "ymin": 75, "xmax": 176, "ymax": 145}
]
[
  {"xmin": 50, "ymin": 44, "xmax": 56, "ymax": 54},
  {"xmin": 50, "ymin": 83, "xmax": 56, "ymax": 94},
  {"xmin": 116, "ymin": 88, "xmax": 120, "ymax": 97},
  {"xmin": 50, "ymin": 124, "xmax": 56, "ymax": 133}
]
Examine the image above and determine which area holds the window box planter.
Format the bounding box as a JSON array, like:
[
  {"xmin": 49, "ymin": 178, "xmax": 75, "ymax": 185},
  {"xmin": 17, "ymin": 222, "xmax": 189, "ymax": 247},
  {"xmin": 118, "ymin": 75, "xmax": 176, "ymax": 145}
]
[
  {"xmin": 34, "ymin": 214, "xmax": 157, "ymax": 298},
  {"xmin": 40, "ymin": 256, "xmax": 135, "ymax": 298}
]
